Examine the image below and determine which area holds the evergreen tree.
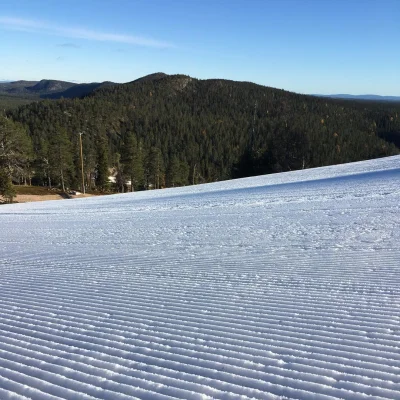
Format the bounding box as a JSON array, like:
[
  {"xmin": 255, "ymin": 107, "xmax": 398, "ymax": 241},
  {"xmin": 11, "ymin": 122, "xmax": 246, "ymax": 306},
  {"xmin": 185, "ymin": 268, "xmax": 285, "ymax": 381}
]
[
  {"xmin": 131, "ymin": 139, "xmax": 145, "ymax": 191},
  {"xmin": 48, "ymin": 127, "xmax": 74, "ymax": 192},
  {"xmin": 95, "ymin": 138, "xmax": 109, "ymax": 191},
  {"xmin": 167, "ymin": 156, "xmax": 190, "ymax": 187},
  {"xmin": 269, "ymin": 130, "xmax": 310, "ymax": 172},
  {"xmin": 82, "ymin": 134, "xmax": 97, "ymax": 191},
  {"xmin": 167, "ymin": 156, "xmax": 181, "ymax": 187},
  {"xmin": 121, "ymin": 132, "xmax": 139, "ymax": 191},
  {"xmin": 147, "ymin": 146, "xmax": 164, "ymax": 189},
  {"xmin": 114, "ymin": 152, "xmax": 125, "ymax": 193},
  {"xmin": 0, "ymin": 115, "xmax": 32, "ymax": 181},
  {"xmin": 34, "ymin": 139, "xmax": 52, "ymax": 187},
  {"xmin": 0, "ymin": 168, "xmax": 15, "ymax": 203}
]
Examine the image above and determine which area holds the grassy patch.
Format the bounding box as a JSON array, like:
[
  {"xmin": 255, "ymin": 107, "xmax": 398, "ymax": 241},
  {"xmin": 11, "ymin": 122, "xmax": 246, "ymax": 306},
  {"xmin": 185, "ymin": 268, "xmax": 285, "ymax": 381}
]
[{"xmin": 14, "ymin": 185, "xmax": 62, "ymax": 196}]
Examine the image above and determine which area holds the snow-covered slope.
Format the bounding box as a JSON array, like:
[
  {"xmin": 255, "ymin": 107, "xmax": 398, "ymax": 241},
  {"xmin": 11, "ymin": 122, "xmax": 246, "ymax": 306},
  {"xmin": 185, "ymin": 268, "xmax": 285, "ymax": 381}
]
[{"xmin": 1, "ymin": 156, "xmax": 400, "ymax": 400}]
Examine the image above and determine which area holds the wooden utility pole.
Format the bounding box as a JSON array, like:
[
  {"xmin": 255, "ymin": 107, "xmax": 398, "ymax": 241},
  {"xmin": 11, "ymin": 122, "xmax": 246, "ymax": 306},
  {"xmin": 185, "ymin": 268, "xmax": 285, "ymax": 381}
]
[{"xmin": 78, "ymin": 132, "xmax": 85, "ymax": 194}]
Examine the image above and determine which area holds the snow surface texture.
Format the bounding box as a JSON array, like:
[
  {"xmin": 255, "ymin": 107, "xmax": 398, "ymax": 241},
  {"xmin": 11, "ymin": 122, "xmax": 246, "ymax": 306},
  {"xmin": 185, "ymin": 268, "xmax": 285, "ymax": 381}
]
[{"xmin": 0, "ymin": 156, "xmax": 400, "ymax": 400}]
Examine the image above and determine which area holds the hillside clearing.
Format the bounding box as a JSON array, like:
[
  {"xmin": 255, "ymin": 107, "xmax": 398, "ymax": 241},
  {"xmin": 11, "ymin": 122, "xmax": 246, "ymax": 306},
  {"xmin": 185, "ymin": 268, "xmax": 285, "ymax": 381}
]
[{"xmin": 9, "ymin": 186, "xmax": 94, "ymax": 203}]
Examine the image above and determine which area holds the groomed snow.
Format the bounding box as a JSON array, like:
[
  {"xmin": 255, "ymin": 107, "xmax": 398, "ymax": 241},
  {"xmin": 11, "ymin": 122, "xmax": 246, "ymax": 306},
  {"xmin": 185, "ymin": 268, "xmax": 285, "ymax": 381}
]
[{"xmin": 0, "ymin": 156, "xmax": 400, "ymax": 400}]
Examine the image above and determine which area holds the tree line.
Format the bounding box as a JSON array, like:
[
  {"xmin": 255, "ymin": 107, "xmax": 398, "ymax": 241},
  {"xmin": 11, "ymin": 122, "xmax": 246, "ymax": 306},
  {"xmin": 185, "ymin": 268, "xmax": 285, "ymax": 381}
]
[{"xmin": 1, "ymin": 74, "xmax": 399, "ymax": 202}]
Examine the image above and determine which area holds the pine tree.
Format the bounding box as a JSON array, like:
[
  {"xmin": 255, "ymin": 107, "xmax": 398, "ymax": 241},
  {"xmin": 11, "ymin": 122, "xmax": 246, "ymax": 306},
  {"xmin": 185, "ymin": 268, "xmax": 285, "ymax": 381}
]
[
  {"xmin": 147, "ymin": 146, "xmax": 164, "ymax": 189},
  {"xmin": 0, "ymin": 115, "xmax": 32, "ymax": 180},
  {"xmin": 121, "ymin": 132, "xmax": 139, "ymax": 192},
  {"xmin": 114, "ymin": 152, "xmax": 125, "ymax": 193},
  {"xmin": 0, "ymin": 168, "xmax": 15, "ymax": 203},
  {"xmin": 33, "ymin": 138, "xmax": 52, "ymax": 187},
  {"xmin": 167, "ymin": 156, "xmax": 180, "ymax": 187},
  {"xmin": 95, "ymin": 138, "xmax": 109, "ymax": 191},
  {"xmin": 48, "ymin": 127, "xmax": 74, "ymax": 192},
  {"xmin": 167, "ymin": 156, "xmax": 189, "ymax": 187},
  {"xmin": 132, "ymin": 140, "xmax": 145, "ymax": 191}
]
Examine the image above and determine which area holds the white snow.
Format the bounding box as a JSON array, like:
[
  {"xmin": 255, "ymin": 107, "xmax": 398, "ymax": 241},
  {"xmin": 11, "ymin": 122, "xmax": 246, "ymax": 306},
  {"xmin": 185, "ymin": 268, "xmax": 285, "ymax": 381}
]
[{"xmin": 0, "ymin": 155, "xmax": 400, "ymax": 400}]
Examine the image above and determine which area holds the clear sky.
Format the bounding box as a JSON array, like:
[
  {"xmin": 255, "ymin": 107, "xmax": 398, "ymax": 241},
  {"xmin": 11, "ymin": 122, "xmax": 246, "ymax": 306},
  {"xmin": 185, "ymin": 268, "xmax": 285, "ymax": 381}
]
[{"xmin": 0, "ymin": 0, "xmax": 399, "ymax": 95}]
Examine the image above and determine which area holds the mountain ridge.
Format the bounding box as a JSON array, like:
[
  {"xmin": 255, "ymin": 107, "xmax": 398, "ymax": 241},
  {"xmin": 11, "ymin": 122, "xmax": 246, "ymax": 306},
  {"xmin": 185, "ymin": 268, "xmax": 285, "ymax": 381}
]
[
  {"xmin": 316, "ymin": 93, "xmax": 400, "ymax": 102},
  {"xmin": 27, "ymin": 79, "xmax": 76, "ymax": 93},
  {"xmin": 0, "ymin": 79, "xmax": 118, "ymax": 100},
  {"xmin": 1, "ymin": 74, "xmax": 399, "ymax": 102}
]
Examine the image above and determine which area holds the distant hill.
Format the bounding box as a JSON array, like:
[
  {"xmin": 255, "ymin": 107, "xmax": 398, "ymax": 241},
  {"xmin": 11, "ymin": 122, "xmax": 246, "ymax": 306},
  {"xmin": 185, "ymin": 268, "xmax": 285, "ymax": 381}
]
[
  {"xmin": 41, "ymin": 81, "xmax": 116, "ymax": 99},
  {"xmin": 316, "ymin": 94, "xmax": 400, "ymax": 102},
  {"xmin": 26, "ymin": 79, "xmax": 76, "ymax": 93},
  {"xmin": 0, "ymin": 79, "xmax": 76, "ymax": 96},
  {"xmin": 0, "ymin": 79, "xmax": 117, "ymax": 98},
  {"xmin": 0, "ymin": 80, "xmax": 38, "ymax": 94},
  {"xmin": 1, "ymin": 74, "xmax": 166, "ymax": 101},
  {"xmin": 0, "ymin": 79, "xmax": 118, "ymax": 109}
]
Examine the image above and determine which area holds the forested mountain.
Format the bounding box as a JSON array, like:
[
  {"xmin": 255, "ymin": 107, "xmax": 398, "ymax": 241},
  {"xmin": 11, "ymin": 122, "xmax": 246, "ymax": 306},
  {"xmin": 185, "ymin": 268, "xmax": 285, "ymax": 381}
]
[
  {"xmin": 0, "ymin": 79, "xmax": 117, "ymax": 111},
  {"xmin": 0, "ymin": 80, "xmax": 37, "ymax": 94},
  {"xmin": 0, "ymin": 79, "xmax": 75, "ymax": 95},
  {"xmin": 26, "ymin": 79, "xmax": 76, "ymax": 93},
  {"xmin": 1, "ymin": 73, "xmax": 400, "ymax": 200},
  {"xmin": 41, "ymin": 82, "xmax": 115, "ymax": 99}
]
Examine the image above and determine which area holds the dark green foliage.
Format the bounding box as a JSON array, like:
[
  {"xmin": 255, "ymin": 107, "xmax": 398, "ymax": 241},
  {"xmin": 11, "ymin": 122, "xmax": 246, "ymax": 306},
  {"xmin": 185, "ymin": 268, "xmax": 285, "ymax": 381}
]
[
  {"xmin": 167, "ymin": 156, "xmax": 189, "ymax": 187},
  {"xmin": 0, "ymin": 115, "xmax": 33, "ymax": 184},
  {"xmin": 0, "ymin": 168, "xmax": 15, "ymax": 203},
  {"xmin": 4, "ymin": 74, "xmax": 400, "ymax": 192},
  {"xmin": 48, "ymin": 127, "xmax": 74, "ymax": 192},
  {"xmin": 95, "ymin": 137, "xmax": 110, "ymax": 191},
  {"xmin": 268, "ymin": 130, "xmax": 310, "ymax": 173},
  {"xmin": 120, "ymin": 132, "xmax": 145, "ymax": 191},
  {"xmin": 114, "ymin": 153, "xmax": 125, "ymax": 193},
  {"xmin": 146, "ymin": 146, "xmax": 164, "ymax": 189},
  {"xmin": 0, "ymin": 94, "xmax": 37, "ymax": 110},
  {"xmin": 132, "ymin": 141, "xmax": 145, "ymax": 190}
]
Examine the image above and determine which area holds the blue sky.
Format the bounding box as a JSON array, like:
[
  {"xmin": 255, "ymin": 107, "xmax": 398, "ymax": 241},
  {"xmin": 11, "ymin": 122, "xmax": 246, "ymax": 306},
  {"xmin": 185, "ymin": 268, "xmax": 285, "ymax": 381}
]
[{"xmin": 0, "ymin": 0, "xmax": 399, "ymax": 95}]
